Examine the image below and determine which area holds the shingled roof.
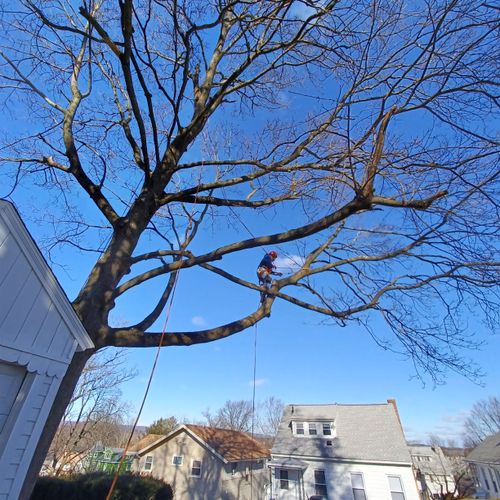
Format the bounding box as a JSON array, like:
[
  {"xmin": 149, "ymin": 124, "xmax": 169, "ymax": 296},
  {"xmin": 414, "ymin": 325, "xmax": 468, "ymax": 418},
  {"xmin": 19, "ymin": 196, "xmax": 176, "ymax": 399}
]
[
  {"xmin": 466, "ymin": 431, "xmax": 500, "ymax": 465},
  {"xmin": 128, "ymin": 433, "xmax": 165, "ymax": 453},
  {"xmin": 185, "ymin": 424, "xmax": 270, "ymax": 462},
  {"xmin": 272, "ymin": 402, "xmax": 411, "ymax": 464},
  {"xmin": 135, "ymin": 425, "xmax": 270, "ymax": 463}
]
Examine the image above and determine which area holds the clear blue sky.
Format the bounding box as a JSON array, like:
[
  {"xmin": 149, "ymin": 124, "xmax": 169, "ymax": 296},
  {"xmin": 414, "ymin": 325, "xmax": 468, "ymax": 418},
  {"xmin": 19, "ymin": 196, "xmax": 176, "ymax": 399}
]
[
  {"xmin": 10, "ymin": 194, "xmax": 499, "ymax": 446},
  {"xmin": 1, "ymin": 0, "xmax": 497, "ymax": 446}
]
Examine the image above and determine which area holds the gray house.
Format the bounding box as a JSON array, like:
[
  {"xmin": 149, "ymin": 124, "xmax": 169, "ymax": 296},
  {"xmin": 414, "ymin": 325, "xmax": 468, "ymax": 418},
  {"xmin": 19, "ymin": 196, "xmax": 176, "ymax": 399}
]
[
  {"xmin": 131, "ymin": 424, "xmax": 271, "ymax": 500},
  {"xmin": 269, "ymin": 400, "xmax": 420, "ymax": 500},
  {"xmin": 465, "ymin": 431, "xmax": 500, "ymax": 499},
  {"xmin": 0, "ymin": 201, "xmax": 93, "ymax": 499}
]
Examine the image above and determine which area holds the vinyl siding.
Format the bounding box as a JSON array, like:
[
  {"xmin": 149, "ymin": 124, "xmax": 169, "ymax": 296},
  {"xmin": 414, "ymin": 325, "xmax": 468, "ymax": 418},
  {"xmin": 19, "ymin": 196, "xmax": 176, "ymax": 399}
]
[
  {"xmin": 271, "ymin": 459, "xmax": 419, "ymax": 500},
  {"xmin": 0, "ymin": 201, "xmax": 93, "ymax": 499}
]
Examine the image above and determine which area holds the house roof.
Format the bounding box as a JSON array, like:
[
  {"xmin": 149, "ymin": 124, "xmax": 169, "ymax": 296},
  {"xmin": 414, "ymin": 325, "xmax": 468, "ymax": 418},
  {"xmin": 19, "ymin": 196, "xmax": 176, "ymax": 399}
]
[
  {"xmin": 137, "ymin": 425, "xmax": 270, "ymax": 463},
  {"xmin": 185, "ymin": 424, "xmax": 270, "ymax": 462},
  {"xmin": 128, "ymin": 434, "xmax": 165, "ymax": 453},
  {"xmin": 272, "ymin": 403, "xmax": 411, "ymax": 464},
  {"xmin": 408, "ymin": 444, "xmax": 454, "ymax": 476},
  {"xmin": 465, "ymin": 431, "xmax": 500, "ymax": 465}
]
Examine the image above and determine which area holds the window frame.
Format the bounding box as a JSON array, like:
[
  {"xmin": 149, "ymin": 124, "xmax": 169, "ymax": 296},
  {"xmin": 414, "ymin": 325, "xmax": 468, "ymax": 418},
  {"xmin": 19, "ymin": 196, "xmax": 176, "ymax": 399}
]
[
  {"xmin": 308, "ymin": 422, "xmax": 318, "ymax": 435},
  {"xmin": 279, "ymin": 469, "xmax": 289, "ymax": 490},
  {"xmin": 388, "ymin": 475, "xmax": 406, "ymax": 500},
  {"xmin": 143, "ymin": 455, "xmax": 154, "ymax": 471},
  {"xmin": 191, "ymin": 459, "xmax": 202, "ymax": 477},
  {"xmin": 172, "ymin": 455, "xmax": 184, "ymax": 466},
  {"xmin": 314, "ymin": 469, "xmax": 327, "ymax": 497},
  {"xmin": 295, "ymin": 422, "xmax": 304, "ymax": 435},
  {"xmin": 351, "ymin": 472, "xmax": 367, "ymax": 500},
  {"xmin": 322, "ymin": 422, "xmax": 332, "ymax": 436}
]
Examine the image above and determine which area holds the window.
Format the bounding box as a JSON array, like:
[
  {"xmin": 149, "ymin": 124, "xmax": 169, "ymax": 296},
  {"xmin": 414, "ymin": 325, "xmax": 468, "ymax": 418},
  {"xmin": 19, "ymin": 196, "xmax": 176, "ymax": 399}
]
[
  {"xmin": 296, "ymin": 422, "xmax": 304, "ymax": 435},
  {"xmin": 325, "ymin": 440, "xmax": 333, "ymax": 447},
  {"xmin": 279, "ymin": 469, "xmax": 289, "ymax": 490},
  {"xmin": 481, "ymin": 467, "xmax": 490, "ymax": 489},
  {"xmin": 314, "ymin": 469, "xmax": 327, "ymax": 497},
  {"xmin": 191, "ymin": 459, "xmax": 202, "ymax": 477},
  {"xmin": 172, "ymin": 455, "xmax": 183, "ymax": 466},
  {"xmin": 351, "ymin": 473, "xmax": 367, "ymax": 500},
  {"xmin": 0, "ymin": 363, "xmax": 27, "ymax": 434},
  {"xmin": 388, "ymin": 475, "xmax": 406, "ymax": 500},
  {"xmin": 231, "ymin": 462, "xmax": 238, "ymax": 475},
  {"xmin": 143, "ymin": 455, "xmax": 153, "ymax": 471},
  {"xmin": 489, "ymin": 468, "xmax": 498, "ymax": 492},
  {"xmin": 322, "ymin": 423, "xmax": 332, "ymax": 436},
  {"xmin": 308, "ymin": 423, "xmax": 317, "ymax": 435}
]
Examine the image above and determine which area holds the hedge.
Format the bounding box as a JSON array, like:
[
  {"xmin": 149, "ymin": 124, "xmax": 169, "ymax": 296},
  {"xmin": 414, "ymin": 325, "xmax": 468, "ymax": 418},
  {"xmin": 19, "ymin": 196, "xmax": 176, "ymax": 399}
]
[{"xmin": 31, "ymin": 472, "xmax": 174, "ymax": 500}]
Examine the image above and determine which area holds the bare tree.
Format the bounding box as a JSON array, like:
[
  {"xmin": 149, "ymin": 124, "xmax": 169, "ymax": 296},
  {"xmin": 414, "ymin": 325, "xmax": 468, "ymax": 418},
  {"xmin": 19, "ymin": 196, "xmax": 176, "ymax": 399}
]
[
  {"xmin": 463, "ymin": 396, "xmax": 500, "ymax": 447},
  {"xmin": 203, "ymin": 400, "xmax": 254, "ymax": 432},
  {"xmin": 0, "ymin": 0, "xmax": 498, "ymax": 495},
  {"xmin": 45, "ymin": 350, "xmax": 136, "ymax": 476},
  {"xmin": 257, "ymin": 397, "xmax": 284, "ymax": 438}
]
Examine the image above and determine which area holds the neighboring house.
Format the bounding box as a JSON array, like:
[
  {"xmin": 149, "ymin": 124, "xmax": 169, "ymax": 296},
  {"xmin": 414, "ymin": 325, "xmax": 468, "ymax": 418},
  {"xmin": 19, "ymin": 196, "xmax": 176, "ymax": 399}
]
[
  {"xmin": 409, "ymin": 444, "xmax": 456, "ymax": 499},
  {"xmin": 0, "ymin": 200, "xmax": 93, "ymax": 500},
  {"xmin": 269, "ymin": 400, "xmax": 420, "ymax": 500},
  {"xmin": 130, "ymin": 424, "xmax": 271, "ymax": 500},
  {"xmin": 84, "ymin": 443, "xmax": 135, "ymax": 473},
  {"xmin": 465, "ymin": 431, "xmax": 500, "ymax": 499}
]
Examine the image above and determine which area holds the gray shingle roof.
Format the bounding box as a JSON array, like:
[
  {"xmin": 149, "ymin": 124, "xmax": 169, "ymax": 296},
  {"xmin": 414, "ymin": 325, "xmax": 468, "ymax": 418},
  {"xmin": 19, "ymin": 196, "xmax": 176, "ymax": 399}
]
[
  {"xmin": 272, "ymin": 403, "xmax": 411, "ymax": 464},
  {"xmin": 409, "ymin": 445, "xmax": 454, "ymax": 475},
  {"xmin": 465, "ymin": 431, "xmax": 500, "ymax": 465}
]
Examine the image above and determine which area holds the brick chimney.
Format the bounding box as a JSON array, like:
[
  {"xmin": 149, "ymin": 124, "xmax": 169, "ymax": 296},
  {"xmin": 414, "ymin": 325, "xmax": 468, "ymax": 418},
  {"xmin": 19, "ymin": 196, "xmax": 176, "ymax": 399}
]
[{"xmin": 387, "ymin": 399, "xmax": 403, "ymax": 430}]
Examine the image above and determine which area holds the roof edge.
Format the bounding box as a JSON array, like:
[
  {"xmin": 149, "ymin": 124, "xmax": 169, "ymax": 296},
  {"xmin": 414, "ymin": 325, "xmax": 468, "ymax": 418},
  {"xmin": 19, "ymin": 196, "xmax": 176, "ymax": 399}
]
[{"xmin": 0, "ymin": 201, "xmax": 94, "ymax": 350}]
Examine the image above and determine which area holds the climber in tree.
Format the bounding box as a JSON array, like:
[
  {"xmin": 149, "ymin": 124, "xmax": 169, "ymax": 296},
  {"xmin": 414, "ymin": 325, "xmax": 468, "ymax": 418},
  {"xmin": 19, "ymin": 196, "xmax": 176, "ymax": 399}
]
[{"xmin": 257, "ymin": 251, "xmax": 282, "ymax": 303}]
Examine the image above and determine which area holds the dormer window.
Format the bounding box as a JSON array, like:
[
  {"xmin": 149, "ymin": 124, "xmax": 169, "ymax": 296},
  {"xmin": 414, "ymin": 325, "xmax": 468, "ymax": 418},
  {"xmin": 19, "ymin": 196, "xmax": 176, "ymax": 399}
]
[{"xmin": 293, "ymin": 420, "xmax": 335, "ymax": 437}]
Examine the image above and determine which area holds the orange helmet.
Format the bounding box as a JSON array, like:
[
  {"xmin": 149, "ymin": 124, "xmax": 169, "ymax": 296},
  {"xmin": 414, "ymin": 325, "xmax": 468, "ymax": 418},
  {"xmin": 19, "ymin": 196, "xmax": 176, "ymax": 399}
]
[{"xmin": 269, "ymin": 251, "xmax": 278, "ymax": 259}]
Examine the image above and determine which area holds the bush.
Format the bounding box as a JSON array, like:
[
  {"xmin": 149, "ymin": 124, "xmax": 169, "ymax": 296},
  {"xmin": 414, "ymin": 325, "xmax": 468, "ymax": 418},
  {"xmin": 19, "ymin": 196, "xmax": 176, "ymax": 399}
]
[{"xmin": 31, "ymin": 472, "xmax": 174, "ymax": 500}]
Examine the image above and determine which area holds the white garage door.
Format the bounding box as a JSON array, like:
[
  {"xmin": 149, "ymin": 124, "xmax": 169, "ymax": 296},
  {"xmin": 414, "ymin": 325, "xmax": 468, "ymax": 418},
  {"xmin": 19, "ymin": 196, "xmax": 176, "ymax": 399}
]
[{"xmin": 0, "ymin": 362, "xmax": 26, "ymax": 433}]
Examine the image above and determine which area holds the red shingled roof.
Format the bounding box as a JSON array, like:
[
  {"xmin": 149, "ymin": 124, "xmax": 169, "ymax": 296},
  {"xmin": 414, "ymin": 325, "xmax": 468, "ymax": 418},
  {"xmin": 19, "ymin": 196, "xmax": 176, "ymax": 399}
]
[{"xmin": 185, "ymin": 424, "xmax": 270, "ymax": 462}]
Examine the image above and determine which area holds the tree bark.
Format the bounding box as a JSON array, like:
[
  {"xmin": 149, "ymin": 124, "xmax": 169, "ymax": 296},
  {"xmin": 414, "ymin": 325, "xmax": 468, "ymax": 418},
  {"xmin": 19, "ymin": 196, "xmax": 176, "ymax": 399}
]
[{"xmin": 19, "ymin": 348, "xmax": 94, "ymax": 500}]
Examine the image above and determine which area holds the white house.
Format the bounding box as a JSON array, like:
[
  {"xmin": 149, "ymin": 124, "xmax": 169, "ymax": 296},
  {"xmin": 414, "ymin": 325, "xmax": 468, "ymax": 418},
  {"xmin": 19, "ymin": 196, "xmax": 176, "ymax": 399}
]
[
  {"xmin": 409, "ymin": 444, "xmax": 456, "ymax": 498},
  {"xmin": 465, "ymin": 431, "xmax": 500, "ymax": 499},
  {"xmin": 269, "ymin": 400, "xmax": 420, "ymax": 500},
  {"xmin": 0, "ymin": 200, "xmax": 93, "ymax": 500}
]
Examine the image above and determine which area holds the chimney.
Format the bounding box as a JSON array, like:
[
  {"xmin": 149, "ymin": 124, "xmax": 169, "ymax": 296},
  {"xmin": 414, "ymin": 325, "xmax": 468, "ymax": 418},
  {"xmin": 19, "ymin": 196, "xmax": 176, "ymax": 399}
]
[{"xmin": 387, "ymin": 399, "xmax": 403, "ymax": 430}]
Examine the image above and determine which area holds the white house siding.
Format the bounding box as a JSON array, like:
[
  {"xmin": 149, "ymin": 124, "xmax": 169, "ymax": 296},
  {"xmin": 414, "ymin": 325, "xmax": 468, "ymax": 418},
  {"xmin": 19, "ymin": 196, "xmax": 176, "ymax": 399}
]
[
  {"xmin": 271, "ymin": 459, "xmax": 420, "ymax": 500},
  {"xmin": 476, "ymin": 463, "xmax": 500, "ymax": 498},
  {"xmin": 0, "ymin": 201, "xmax": 93, "ymax": 500}
]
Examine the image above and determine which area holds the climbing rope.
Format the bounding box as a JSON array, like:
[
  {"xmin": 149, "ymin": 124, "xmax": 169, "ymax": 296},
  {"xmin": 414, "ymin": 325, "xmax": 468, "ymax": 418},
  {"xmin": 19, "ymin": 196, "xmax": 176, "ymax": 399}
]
[
  {"xmin": 249, "ymin": 322, "xmax": 259, "ymax": 500},
  {"xmin": 105, "ymin": 270, "xmax": 181, "ymax": 500}
]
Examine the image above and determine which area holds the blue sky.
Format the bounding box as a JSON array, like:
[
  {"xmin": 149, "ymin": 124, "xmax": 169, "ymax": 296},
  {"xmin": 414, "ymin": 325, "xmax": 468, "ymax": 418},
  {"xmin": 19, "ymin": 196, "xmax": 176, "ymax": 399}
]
[
  {"xmin": 9, "ymin": 197, "xmax": 499, "ymax": 446},
  {"xmin": 1, "ymin": 0, "xmax": 498, "ymax": 447}
]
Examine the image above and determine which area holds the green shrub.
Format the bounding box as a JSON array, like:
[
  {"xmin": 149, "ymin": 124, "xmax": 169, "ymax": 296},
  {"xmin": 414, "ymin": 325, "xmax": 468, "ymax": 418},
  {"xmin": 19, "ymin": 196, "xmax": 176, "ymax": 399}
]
[{"xmin": 32, "ymin": 472, "xmax": 174, "ymax": 500}]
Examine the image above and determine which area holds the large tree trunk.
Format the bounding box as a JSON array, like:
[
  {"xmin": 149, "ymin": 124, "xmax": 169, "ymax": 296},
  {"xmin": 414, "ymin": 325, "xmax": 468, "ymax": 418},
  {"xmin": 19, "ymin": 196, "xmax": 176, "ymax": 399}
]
[{"xmin": 19, "ymin": 349, "xmax": 94, "ymax": 500}]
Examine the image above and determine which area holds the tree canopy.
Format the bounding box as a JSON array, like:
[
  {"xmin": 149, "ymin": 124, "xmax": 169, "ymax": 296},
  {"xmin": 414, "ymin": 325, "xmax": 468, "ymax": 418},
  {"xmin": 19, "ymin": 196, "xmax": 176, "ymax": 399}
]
[{"xmin": 0, "ymin": 0, "xmax": 498, "ymax": 382}]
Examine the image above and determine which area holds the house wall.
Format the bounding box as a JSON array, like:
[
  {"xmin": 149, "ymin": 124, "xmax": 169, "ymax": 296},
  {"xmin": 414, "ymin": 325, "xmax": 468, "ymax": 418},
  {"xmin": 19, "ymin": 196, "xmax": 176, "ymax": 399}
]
[
  {"xmin": 0, "ymin": 201, "xmax": 93, "ymax": 500},
  {"xmin": 474, "ymin": 463, "xmax": 500, "ymax": 498},
  {"xmin": 271, "ymin": 459, "xmax": 420, "ymax": 500},
  {"xmin": 132, "ymin": 431, "xmax": 268, "ymax": 500}
]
